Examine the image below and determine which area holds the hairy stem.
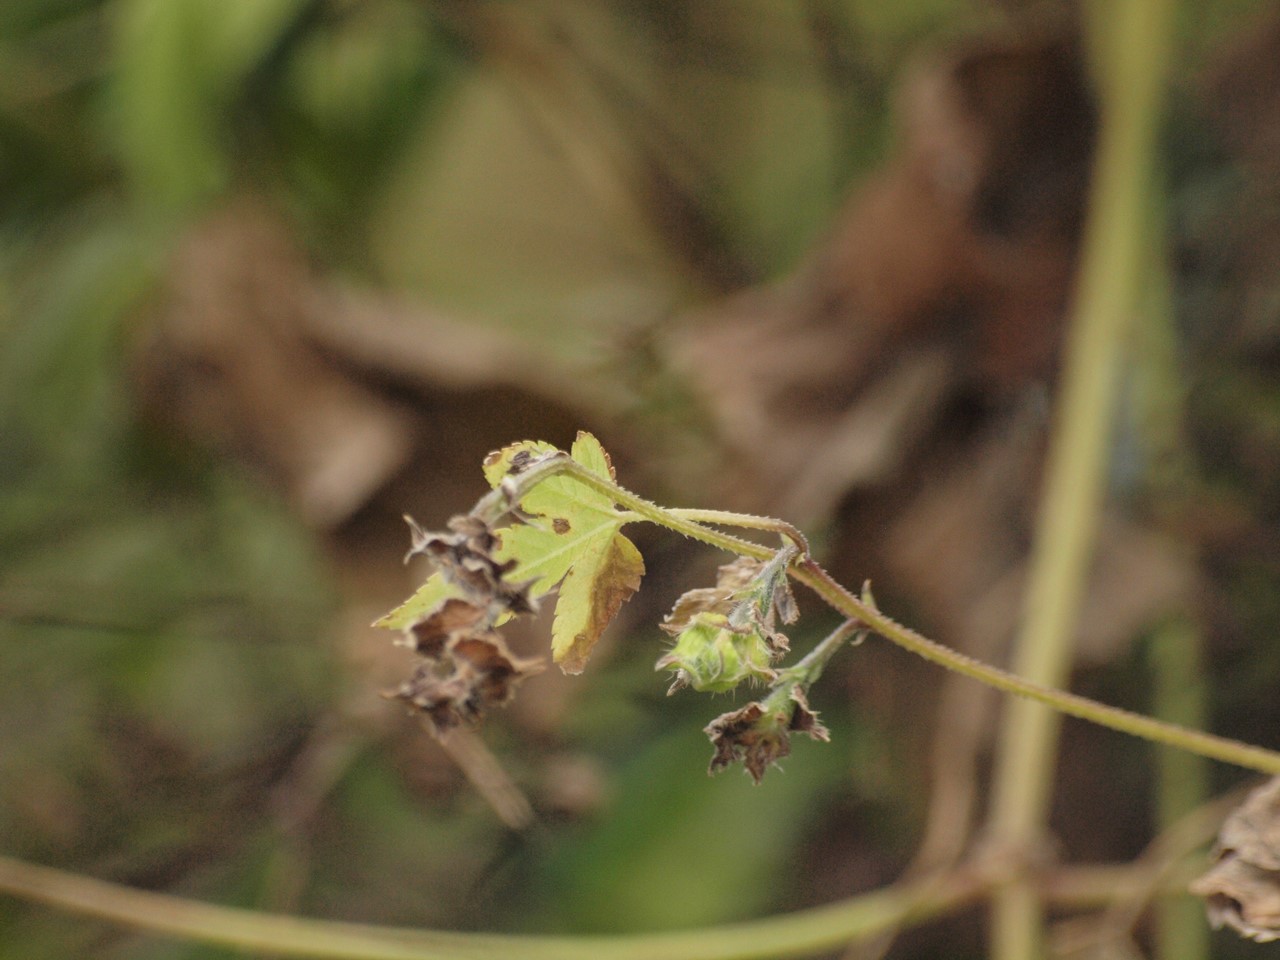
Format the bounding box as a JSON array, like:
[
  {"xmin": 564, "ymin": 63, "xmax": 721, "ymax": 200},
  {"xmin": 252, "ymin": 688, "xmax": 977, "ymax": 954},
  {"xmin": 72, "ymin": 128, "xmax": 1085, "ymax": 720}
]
[
  {"xmin": 775, "ymin": 618, "xmax": 864, "ymax": 691},
  {"xmin": 663, "ymin": 507, "xmax": 811, "ymax": 556},
  {"xmin": 512, "ymin": 455, "xmax": 1280, "ymax": 776},
  {"xmin": 794, "ymin": 561, "xmax": 1280, "ymax": 775}
]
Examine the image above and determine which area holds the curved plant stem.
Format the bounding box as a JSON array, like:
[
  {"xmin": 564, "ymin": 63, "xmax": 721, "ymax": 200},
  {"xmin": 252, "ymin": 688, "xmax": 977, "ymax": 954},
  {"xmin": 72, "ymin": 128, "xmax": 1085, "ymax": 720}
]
[
  {"xmin": 663, "ymin": 507, "xmax": 812, "ymax": 555},
  {"xmin": 1, "ymin": 848, "xmax": 1227, "ymax": 960},
  {"xmin": 795, "ymin": 562, "xmax": 1280, "ymax": 774},
  {"xmin": 0, "ymin": 800, "xmax": 1227, "ymax": 960},
  {"xmin": 528, "ymin": 456, "xmax": 1280, "ymax": 776},
  {"xmin": 0, "ymin": 854, "xmax": 984, "ymax": 960},
  {"xmin": 986, "ymin": 0, "xmax": 1178, "ymax": 954},
  {"xmin": 777, "ymin": 618, "xmax": 863, "ymax": 689}
]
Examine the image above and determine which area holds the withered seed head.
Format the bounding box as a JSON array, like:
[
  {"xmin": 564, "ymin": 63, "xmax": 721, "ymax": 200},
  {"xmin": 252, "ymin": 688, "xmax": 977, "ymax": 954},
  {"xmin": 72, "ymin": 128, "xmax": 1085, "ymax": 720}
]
[
  {"xmin": 392, "ymin": 514, "xmax": 544, "ymax": 736},
  {"xmin": 402, "ymin": 514, "xmax": 537, "ymax": 616},
  {"xmin": 405, "ymin": 597, "xmax": 489, "ymax": 658},
  {"xmin": 386, "ymin": 628, "xmax": 544, "ymax": 738},
  {"xmin": 704, "ymin": 686, "xmax": 829, "ymax": 784}
]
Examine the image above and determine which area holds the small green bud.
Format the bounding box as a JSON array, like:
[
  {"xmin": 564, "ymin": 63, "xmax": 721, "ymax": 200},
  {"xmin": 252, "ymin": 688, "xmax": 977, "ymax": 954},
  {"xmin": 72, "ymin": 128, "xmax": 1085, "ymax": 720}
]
[{"xmin": 655, "ymin": 611, "xmax": 777, "ymax": 694}]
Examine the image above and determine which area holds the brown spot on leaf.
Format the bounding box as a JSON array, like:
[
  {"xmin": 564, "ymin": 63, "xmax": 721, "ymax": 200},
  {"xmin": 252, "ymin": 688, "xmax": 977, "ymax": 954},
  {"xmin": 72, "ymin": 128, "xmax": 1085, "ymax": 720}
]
[{"xmin": 552, "ymin": 517, "xmax": 571, "ymax": 535}]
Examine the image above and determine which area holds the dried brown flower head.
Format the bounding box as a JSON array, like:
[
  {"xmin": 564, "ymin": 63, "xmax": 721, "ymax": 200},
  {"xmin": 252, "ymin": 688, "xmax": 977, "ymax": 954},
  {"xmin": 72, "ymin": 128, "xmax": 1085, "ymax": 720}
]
[
  {"xmin": 704, "ymin": 686, "xmax": 829, "ymax": 784},
  {"xmin": 387, "ymin": 621, "xmax": 542, "ymax": 737},
  {"xmin": 404, "ymin": 514, "xmax": 536, "ymax": 614},
  {"xmin": 1192, "ymin": 777, "xmax": 1280, "ymax": 943}
]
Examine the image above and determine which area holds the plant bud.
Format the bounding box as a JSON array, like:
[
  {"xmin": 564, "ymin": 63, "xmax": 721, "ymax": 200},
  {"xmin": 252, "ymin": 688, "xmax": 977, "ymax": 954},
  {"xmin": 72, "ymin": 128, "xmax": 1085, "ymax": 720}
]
[{"xmin": 654, "ymin": 611, "xmax": 777, "ymax": 694}]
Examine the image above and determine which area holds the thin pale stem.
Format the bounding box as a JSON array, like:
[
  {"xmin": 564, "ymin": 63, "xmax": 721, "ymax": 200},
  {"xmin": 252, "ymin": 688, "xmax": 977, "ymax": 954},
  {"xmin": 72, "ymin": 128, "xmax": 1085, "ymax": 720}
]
[
  {"xmin": 776, "ymin": 619, "xmax": 864, "ymax": 691},
  {"xmin": 663, "ymin": 507, "xmax": 812, "ymax": 556},
  {"xmin": 1129, "ymin": 157, "xmax": 1209, "ymax": 960},
  {"xmin": 0, "ymin": 841, "xmax": 1220, "ymax": 960},
  {"xmin": 0, "ymin": 783, "xmax": 1232, "ymax": 960},
  {"xmin": 0, "ymin": 853, "xmax": 984, "ymax": 960},
  {"xmin": 987, "ymin": 0, "xmax": 1177, "ymax": 953},
  {"xmin": 1151, "ymin": 618, "xmax": 1210, "ymax": 960}
]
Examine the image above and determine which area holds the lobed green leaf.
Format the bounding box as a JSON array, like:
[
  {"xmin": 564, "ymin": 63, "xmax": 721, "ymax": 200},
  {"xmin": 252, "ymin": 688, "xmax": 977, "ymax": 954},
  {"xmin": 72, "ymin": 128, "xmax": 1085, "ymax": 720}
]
[
  {"xmin": 380, "ymin": 433, "xmax": 644, "ymax": 674},
  {"xmin": 483, "ymin": 432, "xmax": 643, "ymax": 673}
]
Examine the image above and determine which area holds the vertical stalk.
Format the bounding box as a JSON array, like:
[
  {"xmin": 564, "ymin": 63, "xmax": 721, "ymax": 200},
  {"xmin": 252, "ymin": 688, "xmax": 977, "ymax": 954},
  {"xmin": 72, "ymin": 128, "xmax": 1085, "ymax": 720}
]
[
  {"xmin": 1132, "ymin": 167, "xmax": 1209, "ymax": 960},
  {"xmin": 1151, "ymin": 618, "xmax": 1209, "ymax": 960},
  {"xmin": 987, "ymin": 0, "xmax": 1177, "ymax": 956}
]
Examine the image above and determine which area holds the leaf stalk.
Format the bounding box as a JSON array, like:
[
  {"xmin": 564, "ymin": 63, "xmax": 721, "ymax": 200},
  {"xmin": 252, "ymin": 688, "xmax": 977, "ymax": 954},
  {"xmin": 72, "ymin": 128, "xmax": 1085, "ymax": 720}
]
[{"xmin": 493, "ymin": 453, "xmax": 1280, "ymax": 777}]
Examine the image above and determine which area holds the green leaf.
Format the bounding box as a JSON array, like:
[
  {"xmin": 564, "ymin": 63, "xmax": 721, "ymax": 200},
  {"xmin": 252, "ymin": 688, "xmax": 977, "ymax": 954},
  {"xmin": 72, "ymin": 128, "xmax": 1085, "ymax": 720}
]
[
  {"xmin": 112, "ymin": 0, "xmax": 310, "ymax": 211},
  {"xmin": 376, "ymin": 433, "xmax": 643, "ymax": 671},
  {"xmin": 483, "ymin": 432, "xmax": 643, "ymax": 673},
  {"xmin": 371, "ymin": 571, "xmax": 459, "ymax": 631}
]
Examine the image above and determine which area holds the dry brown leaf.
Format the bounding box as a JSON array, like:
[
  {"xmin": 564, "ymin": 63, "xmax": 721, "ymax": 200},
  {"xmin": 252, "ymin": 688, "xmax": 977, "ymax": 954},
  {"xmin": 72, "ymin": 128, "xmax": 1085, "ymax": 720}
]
[
  {"xmin": 666, "ymin": 28, "xmax": 1093, "ymax": 524},
  {"xmin": 134, "ymin": 202, "xmax": 415, "ymax": 527},
  {"xmin": 1191, "ymin": 777, "xmax": 1280, "ymax": 942},
  {"xmin": 705, "ymin": 686, "xmax": 830, "ymax": 785}
]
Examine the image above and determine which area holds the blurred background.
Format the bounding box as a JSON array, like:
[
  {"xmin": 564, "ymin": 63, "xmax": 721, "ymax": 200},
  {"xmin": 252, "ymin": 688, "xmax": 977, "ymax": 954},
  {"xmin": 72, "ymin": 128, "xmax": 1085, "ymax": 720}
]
[{"xmin": 2, "ymin": 0, "xmax": 1280, "ymax": 957}]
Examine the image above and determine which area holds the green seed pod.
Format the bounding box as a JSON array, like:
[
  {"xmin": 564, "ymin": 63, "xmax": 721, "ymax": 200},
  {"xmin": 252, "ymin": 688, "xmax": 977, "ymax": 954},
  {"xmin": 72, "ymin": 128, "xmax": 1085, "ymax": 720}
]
[{"xmin": 655, "ymin": 611, "xmax": 777, "ymax": 694}]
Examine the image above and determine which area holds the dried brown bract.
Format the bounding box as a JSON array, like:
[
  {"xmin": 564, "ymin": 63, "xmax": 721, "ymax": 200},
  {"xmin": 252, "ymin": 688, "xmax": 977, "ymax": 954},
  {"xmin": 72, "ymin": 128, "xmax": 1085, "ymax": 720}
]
[
  {"xmin": 452, "ymin": 633, "xmax": 543, "ymax": 706},
  {"xmin": 390, "ymin": 515, "xmax": 544, "ymax": 736},
  {"xmin": 404, "ymin": 597, "xmax": 489, "ymax": 658},
  {"xmin": 1191, "ymin": 777, "xmax": 1280, "ymax": 942},
  {"xmin": 662, "ymin": 557, "xmax": 765, "ymax": 634},
  {"xmin": 663, "ymin": 549, "xmax": 798, "ymax": 657},
  {"xmin": 786, "ymin": 687, "xmax": 828, "ymax": 739},
  {"xmin": 404, "ymin": 514, "xmax": 536, "ymax": 615},
  {"xmin": 387, "ymin": 617, "xmax": 543, "ymax": 737},
  {"xmin": 704, "ymin": 686, "xmax": 830, "ymax": 784},
  {"xmin": 388, "ymin": 661, "xmax": 482, "ymax": 735}
]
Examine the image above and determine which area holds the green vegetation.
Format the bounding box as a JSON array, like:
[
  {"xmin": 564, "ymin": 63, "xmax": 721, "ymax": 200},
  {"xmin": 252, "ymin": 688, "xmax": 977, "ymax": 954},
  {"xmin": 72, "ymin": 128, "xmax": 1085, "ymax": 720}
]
[{"xmin": 3, "ymin": 0, "xmax": 1280, "ymax": 958}]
